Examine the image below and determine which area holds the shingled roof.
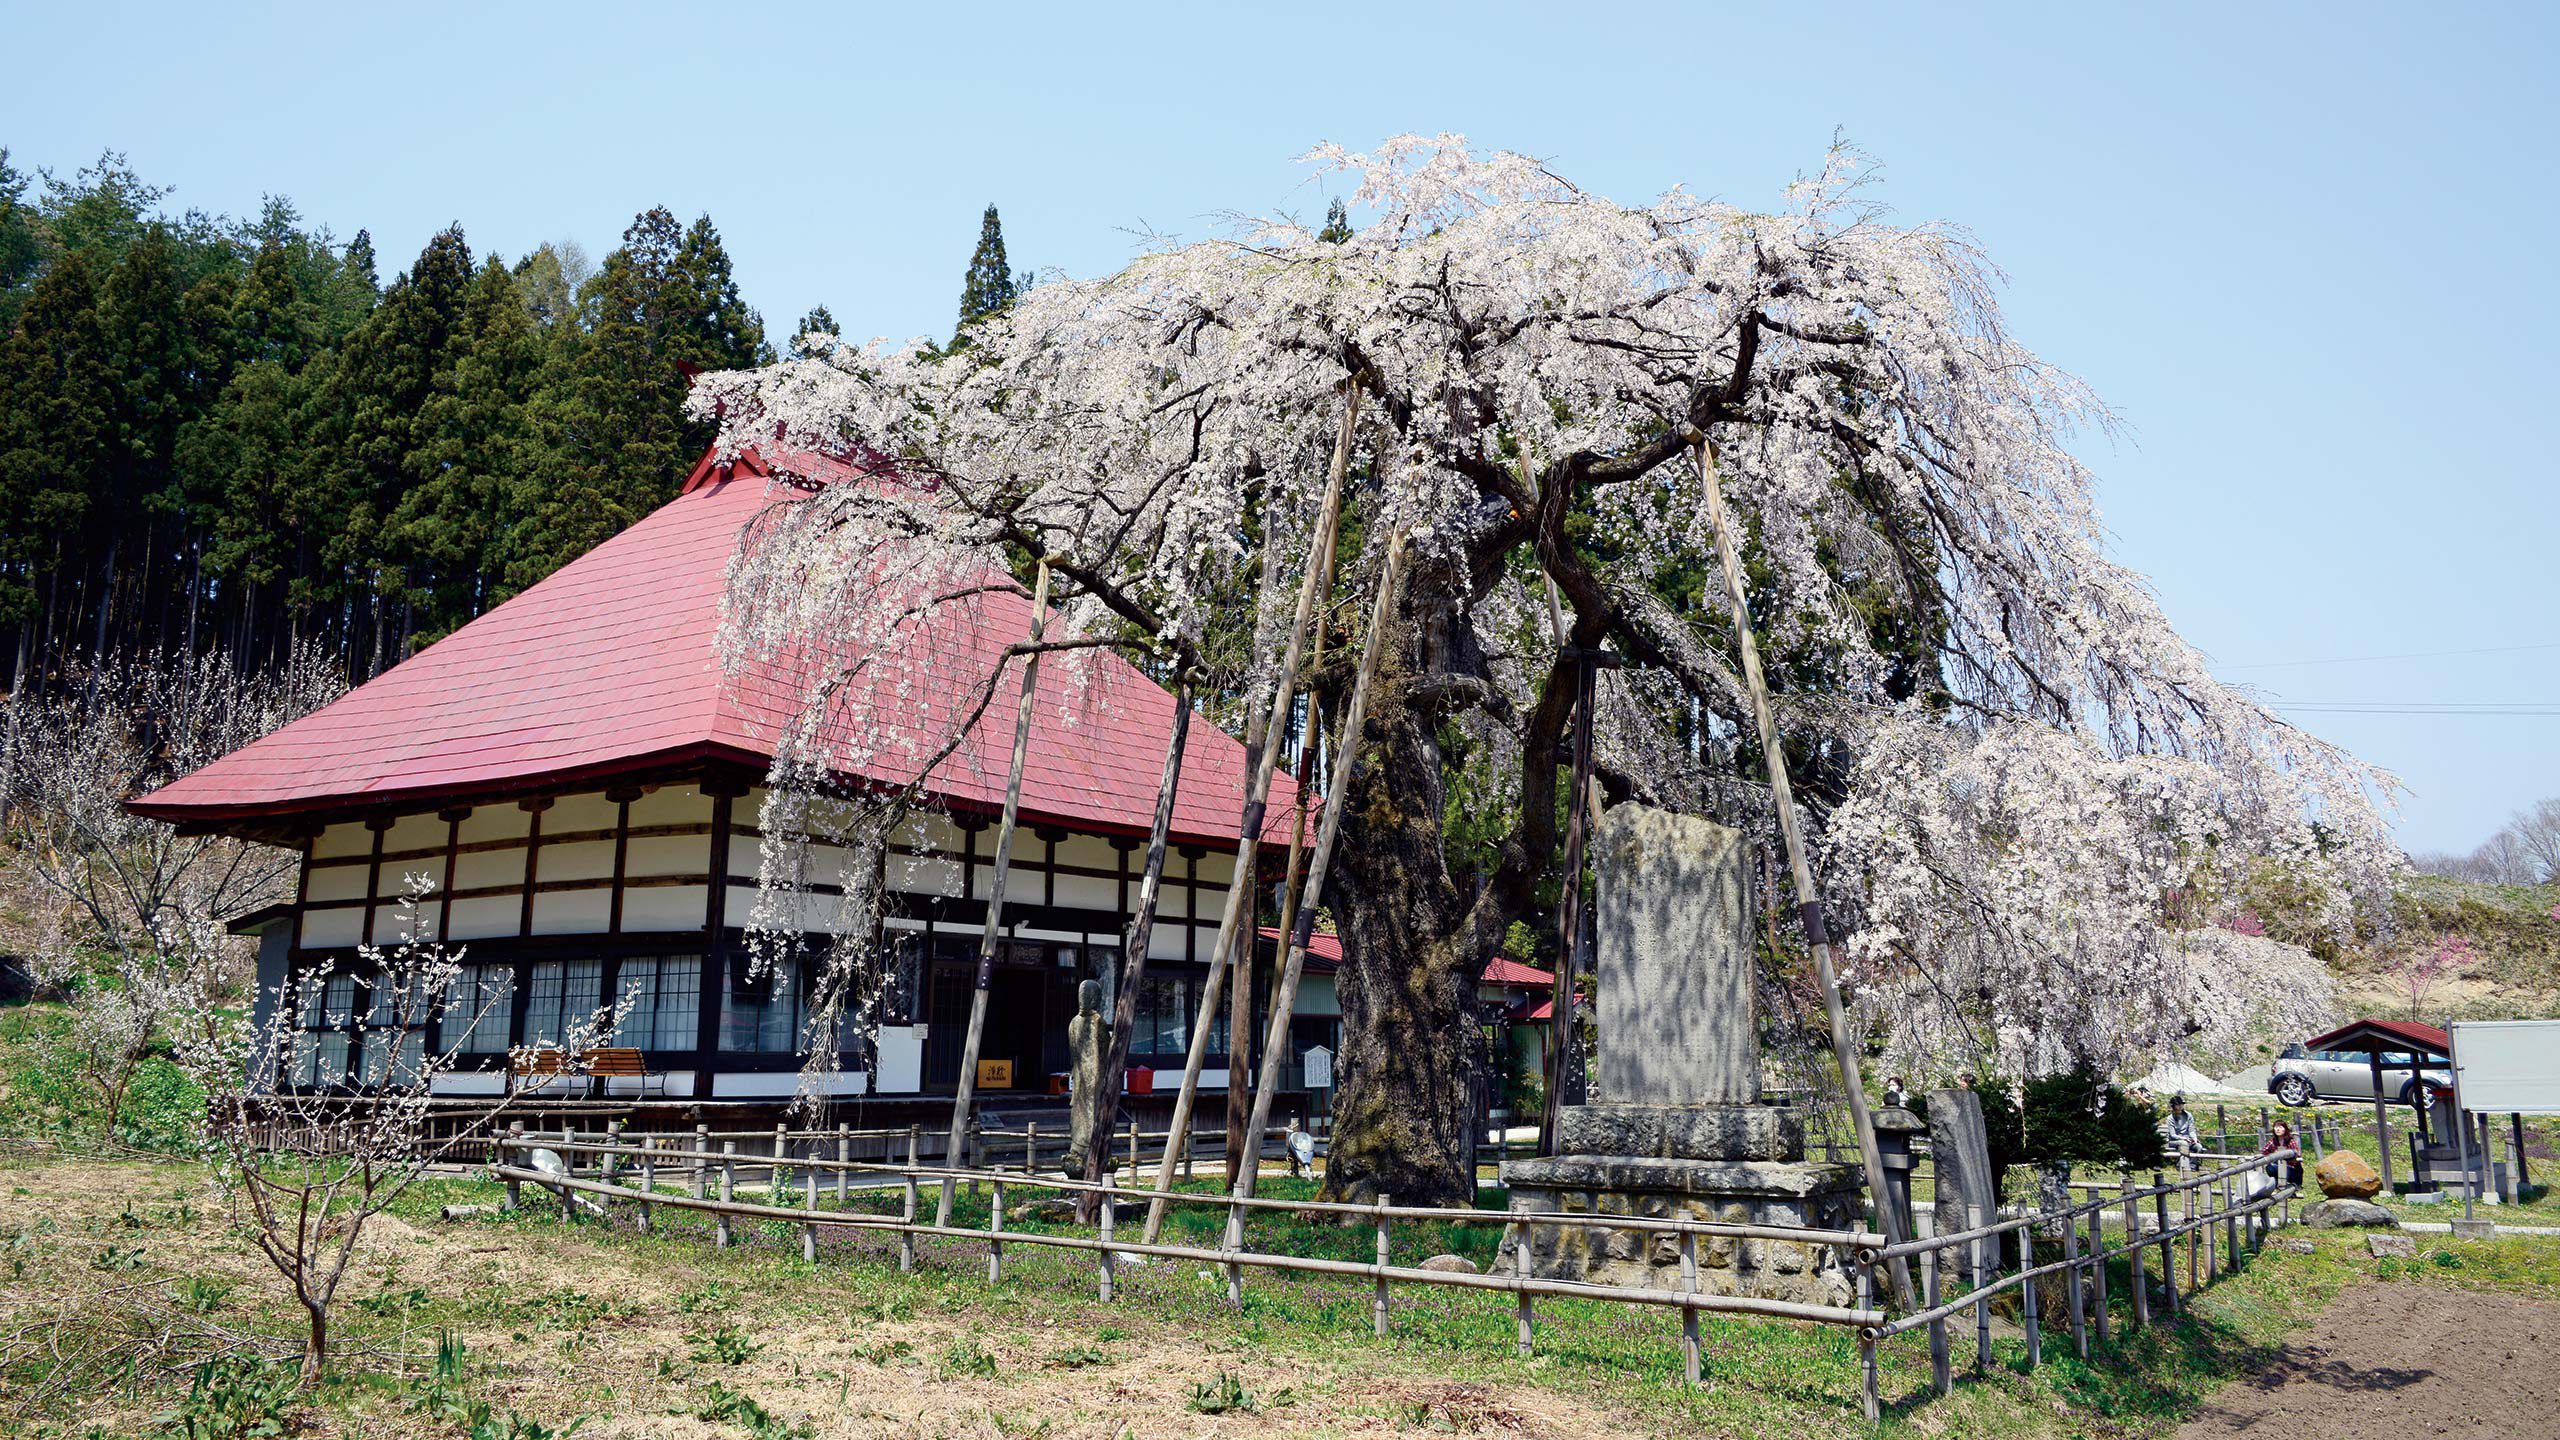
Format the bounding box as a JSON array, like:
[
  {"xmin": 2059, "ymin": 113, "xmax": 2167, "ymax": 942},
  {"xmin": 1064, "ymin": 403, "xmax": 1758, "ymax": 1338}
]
[{"xmin": 132, "ymin": 447, "xmax": 1294, "ymax": 849}]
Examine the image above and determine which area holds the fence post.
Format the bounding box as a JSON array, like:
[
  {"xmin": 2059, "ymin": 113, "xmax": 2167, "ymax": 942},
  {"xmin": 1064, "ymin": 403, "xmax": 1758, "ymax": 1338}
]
[
  {"xmin": 504, "ymin": 1123, "xmax": 524, "ymax": 1210},
  {"xmin": 693, "ymin": 1123, "xmax": 709, "ymax": 1202},
  {"xmin": 717, "ymin": 1141, "xmax": 736, "ymax": 1248},
  {"xmin": 1132, "ymin": 1118, "xmax": 1146, "ymax": 1184},
  {"xmin": 836, "ymin": 1124, "xmax": 849, "ymax": 1205},
  {"xmin": 988, "ymin": 1176, "xmax": 1006, "ymax": 1285},
  {"xmin": 1222, "ymin": 1196, "xmax": 1246, "ymax": 1308},
  {"xmin": 2154, "ymin": 1173, "xmax": 2181, "ymax": 1315},
  {"xmin": 1512, "ymin": 1219, "xmax": 1534, "ymax": 1358},
  {"xmin": 1373, "ymin": 1196, "xmax": 1393, "ymax": 1338},
  {"xmin": 1971, "ymin": 1201, "xmax": 1991, "ymax": 1376},
  {"xmin": 638, "ymin": 1136, "xmax": 656, "ymax": 1234},
  {"xmin": 2062, "ymin": 1201, "xmax": 2088, "ymax": 1359},
  {"xmin": 2019, "ymin": 1219, "xmax": 2041, "ymax": 1370},
  {"xmin": 773, "ymin": 1123, "xmax": 790, "ymax": 1200},
  {"xmin": 2125, "ymin": 1176, "xmax": 2147, "ymax": 1328},
  {"xmin": 1856, "ymin": 1251, "xmax": 1880, "ymax": 1424},
  {"xmin": 2087, "ymin": 1195, "xmax": 2109, "ymax": 1346},
  {"xmin": 604, "ymin": 1118, "xmax": 622, "ymax": 1183},
  {"xmin": 1680, "ymin": 1229, "xmax": 1702, "ymax": 1387},
  {"xmin": 1923, "ymin": 1244, "xmax": 1950, "ymax": 1397},
  {"xmin": 1098, "ymin": 1187, "xmax": 1116, "ymax": 1302},
  {"xmin": 900, "ymin": 1126, "xmax": 919, "ymax": 1275},
  {"xmin": 802, "ymin": 1163, "xmax": 819, "ymax": 1262},
  {"xmin": 2223, "ymin": 1172, "xmax": 2240, "ymax": 1272}
]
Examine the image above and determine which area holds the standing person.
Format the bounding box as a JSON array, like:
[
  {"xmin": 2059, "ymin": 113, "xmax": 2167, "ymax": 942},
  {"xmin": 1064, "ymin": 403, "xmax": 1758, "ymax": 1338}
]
[
  {"xmin": 2260, "ymin": 1119, "xmax": 2303, "ymax": 1187},
  {"xmin": 2162, "ymin": 1095, "xmax": 2203, "ymax": 1170},
  {"xmin": 1882, "ymin": 1074, "xmax": 1911, "ymax": 1109}
]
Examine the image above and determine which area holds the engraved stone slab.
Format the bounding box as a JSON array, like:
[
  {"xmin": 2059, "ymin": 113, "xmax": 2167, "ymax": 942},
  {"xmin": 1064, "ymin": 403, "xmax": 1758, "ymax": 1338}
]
[
  {"xmin": 1926, "ymin": 1088, "xmax": 1997, "ymax": 1252},
  {"xmin": 1593, "ymin": 804, "xmax": 1757, "ymax": 1107}
]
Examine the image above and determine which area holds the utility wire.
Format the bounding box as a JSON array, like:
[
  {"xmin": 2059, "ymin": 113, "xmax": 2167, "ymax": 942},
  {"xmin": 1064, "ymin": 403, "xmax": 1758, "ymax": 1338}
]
[{"xmin": 2221, "ymin": 639, "xmax": 2560, "ymax": 671}]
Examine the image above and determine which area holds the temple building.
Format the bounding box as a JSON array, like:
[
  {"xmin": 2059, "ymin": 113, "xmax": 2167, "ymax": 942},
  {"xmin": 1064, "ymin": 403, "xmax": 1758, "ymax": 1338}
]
[{"xmin": 134, "ymin": 446, "xmax": 1322, "ymax": 1107}]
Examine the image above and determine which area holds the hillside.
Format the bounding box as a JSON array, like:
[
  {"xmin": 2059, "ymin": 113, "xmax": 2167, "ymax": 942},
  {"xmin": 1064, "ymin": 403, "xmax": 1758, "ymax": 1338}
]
[{"xmin": 2332, "ymin": 874, "xmax": 2560, "ymax": 1024}]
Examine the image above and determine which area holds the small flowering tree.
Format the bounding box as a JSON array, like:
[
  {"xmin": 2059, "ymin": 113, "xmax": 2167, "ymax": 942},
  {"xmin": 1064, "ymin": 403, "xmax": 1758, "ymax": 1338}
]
[
  {"xmin": 693, "ymin": 136, "xmax": 2400, "ymax": 1202},
  {"xmin": 170, "ymin": 890, "xmax": 590, "ymax": 1387},
  {"xmin": 0, "ymin": 649, "xmax": 341, "ymax": 1140},
  {"xmin": 2394, "ymin": 933, "xmax": 2469, "ymax": 1022}
]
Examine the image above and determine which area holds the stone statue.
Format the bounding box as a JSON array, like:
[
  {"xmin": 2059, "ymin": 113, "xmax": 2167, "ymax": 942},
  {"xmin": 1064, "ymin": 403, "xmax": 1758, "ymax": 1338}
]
[{"xmin": 1066, "ymin": 978, "xmax": 1106, "ymax": 1169}]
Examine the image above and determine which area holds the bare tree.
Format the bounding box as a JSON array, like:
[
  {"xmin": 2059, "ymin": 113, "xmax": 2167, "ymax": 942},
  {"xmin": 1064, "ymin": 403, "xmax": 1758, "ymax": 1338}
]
[{"xmin": 2508, "ymin": 797, "xmax": 2560, "ymax": 885}]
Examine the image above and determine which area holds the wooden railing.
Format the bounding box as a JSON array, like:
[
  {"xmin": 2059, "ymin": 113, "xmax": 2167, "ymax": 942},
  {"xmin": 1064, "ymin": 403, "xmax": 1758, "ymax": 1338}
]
[{"xmin": 486, "ymin": 1133, "xmax": 2298, "ymax": 1422}]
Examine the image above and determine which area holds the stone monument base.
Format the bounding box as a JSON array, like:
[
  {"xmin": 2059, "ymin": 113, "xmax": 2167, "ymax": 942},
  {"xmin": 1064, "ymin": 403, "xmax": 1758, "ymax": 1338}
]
[{"xmin": 1498, "ymin": 1152, "xmax": 1864, "ymax": 1308}]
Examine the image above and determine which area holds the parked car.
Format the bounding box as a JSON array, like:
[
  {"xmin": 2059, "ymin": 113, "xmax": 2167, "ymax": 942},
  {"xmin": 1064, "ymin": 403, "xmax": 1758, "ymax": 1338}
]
[{"xmin": 2268, "ymin": 1042, "xmax": 2450, "ymax": 1107}]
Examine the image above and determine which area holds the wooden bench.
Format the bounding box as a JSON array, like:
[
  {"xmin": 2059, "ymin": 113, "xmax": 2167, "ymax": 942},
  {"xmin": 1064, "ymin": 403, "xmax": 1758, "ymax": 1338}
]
[
  {"xmin": 508, "ymin": 1046, "xmax": 661, "ymax": 1097},
  {"xmin": 582, "ymin": 1046, "xmax": 662, "ymax": 1097}
]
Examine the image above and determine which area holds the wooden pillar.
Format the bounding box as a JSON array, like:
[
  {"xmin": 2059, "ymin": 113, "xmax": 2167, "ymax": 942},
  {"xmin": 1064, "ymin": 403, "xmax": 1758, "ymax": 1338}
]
[{"xmin": 2369, "ymin": 1049, "xmax": 2397, "ymax": 1193}]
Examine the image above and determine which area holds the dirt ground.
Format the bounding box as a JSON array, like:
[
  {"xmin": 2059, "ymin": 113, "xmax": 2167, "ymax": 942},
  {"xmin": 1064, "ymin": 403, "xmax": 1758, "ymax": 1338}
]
[{"xmin": 2174, "ymin": 1279, "xmax": 2560, "ymax": 1438}]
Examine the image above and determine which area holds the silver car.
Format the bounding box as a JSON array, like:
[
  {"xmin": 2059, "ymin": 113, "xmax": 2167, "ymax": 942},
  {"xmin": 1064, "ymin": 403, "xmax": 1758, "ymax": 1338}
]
[{"xmin": 2269, "ymin": 1043, "xmax": 2450, "ymax": 1107}]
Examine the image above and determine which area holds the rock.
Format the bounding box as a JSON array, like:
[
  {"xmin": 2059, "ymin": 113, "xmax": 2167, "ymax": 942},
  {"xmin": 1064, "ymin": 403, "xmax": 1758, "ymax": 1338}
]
[
  {"xmin": 2451, "ymin": 1217, "xmax": 2496, "ymax": 1240},
  {"xmin": 2301, "ymin": 1199, "xmax": 2397, "ymax": 1229},
  {"xmin": 2367, "ymin": 1234, "xmax": 2416, "ymax": 1258},
  {"xmin": 1007, "ymin": 1197, "xmax": 1078, "ymax": 1224},
  {"xmin": 1419, "ymin": 1254, "xmax": 1480, "ymax": 1274},
  {"xmin": 2281, "ymin": 1238, "xmax": 2317, "ymax": 1254},
  {"xmin": 2314, "ymin": 1150, "xmax": 2382, "ymax": 1200}
]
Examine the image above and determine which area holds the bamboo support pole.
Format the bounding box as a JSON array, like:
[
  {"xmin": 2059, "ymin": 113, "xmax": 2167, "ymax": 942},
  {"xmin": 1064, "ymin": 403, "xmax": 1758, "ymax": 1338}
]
[
  {"xmin": 1971, "ymin": 1201, "xmax": 1991, "ymax": 1375},
  {"xmin": 2062, "ymin": 1213, "xmax": 2088, "ymax": 1358},
  {"xmin": 1857, "ymin": 1256, "xmax": 1880, "ymax": 1423},
  {"xmin": 836, "ymin": 1125, "xmax": 849, "ymax": 1205},
  {"xmin": 1098, "ymin": 1189, "xmax": 1116, "ymax": 1300},
  {"xmin": 941, "ymin": 558, "xmax": 1055, "ymax": 1225},
  {"xmin": 1513, "ymin": 1219, "xmax": 1535, "ymax": 1357},
  {"xmin": 638, "ymin": 1137, "xmax": 655, "ymax": 1233},
  {"xmin": 802, "ymin": 1165, "xmax": 818, "ymax": 1261},
  {"xmin": 1231, "ymin": 534, "xmax": 1411, "ymax": 1205},
  {"xmin": 989, "ymin": 1177, "xmax": 1006, "ymax": 1284},
  {"xmin": 1691, "ymin": 436, "xmax": 1910, "ymax": 1305},
  {"xmin": 2020, "ymin": 1224, "xmax": 2042, "ymax": 1369},
  {"xmin": 2153, "ymin": 1175, "xmax": 2178, "ymax": 1316},
  {"xmin": 1147, "ymin": 387, "xmax": 1360, "ymax": 1241}
]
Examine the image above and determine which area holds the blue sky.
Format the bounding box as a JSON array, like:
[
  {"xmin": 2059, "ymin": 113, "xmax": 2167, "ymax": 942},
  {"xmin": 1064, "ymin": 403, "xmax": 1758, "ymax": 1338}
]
[{"xmin": 5, "ymin": 2, "xmax": 2551, "ymax": 855}]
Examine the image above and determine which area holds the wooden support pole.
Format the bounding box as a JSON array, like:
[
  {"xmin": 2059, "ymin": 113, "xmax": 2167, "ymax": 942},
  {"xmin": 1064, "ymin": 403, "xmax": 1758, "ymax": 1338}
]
[
  {"xmin": 1084, "ymin": 677, "xmax": 1192, "ymax": 1215},
  {"xmin": 1147, "ymin": 387, "xmax": 1359, "ymax": 1241},
  {"xmin": 1231, "ymin": 534, "xmax": 1411, "ymax": 1206},
  {"xmin": 1692, "ymin": 437, "xmax": 1909, "ymax": 1305},
  {"xmin": 941, "ymin": 558, "xmax": 1055, "ymax": 1226}
]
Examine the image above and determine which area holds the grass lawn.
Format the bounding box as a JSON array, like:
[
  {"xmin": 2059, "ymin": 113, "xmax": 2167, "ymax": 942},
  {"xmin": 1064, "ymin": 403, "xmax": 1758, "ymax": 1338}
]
[{"xmin": 5, "ymin": 1143, "xmax": 2556, "ymax": 1440}]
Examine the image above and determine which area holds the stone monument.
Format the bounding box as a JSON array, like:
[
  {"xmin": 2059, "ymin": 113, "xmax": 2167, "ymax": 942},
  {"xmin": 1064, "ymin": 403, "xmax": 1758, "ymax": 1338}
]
[
  {"xmin": 1065, "ymin": 979, "xmax": 1106, "ymax": 1167},
  {"xmin": 1498, "ymin": 804, "xmax": 1863, "ymax": 1307}
]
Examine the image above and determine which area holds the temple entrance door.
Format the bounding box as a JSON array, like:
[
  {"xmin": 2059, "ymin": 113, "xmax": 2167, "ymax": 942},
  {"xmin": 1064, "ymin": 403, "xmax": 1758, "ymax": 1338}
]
[
  {"xmin": 924, "ymin": 964, "xmax": 972, "ymax": 1090},
  {"xmin": 981, "ymin": 968, "xmax": 1047, "ymax": 1091}
]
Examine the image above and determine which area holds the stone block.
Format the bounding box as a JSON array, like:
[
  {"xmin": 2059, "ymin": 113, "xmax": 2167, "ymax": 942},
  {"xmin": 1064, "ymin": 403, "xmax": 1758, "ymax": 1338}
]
[
  {"xmin": 1556, "ymin": 1103, "xmax": 1805, "ymax": 1161},
  {"xmin": 2301, "ymin": 1199, "xmax": 2397, "ymax": 1228},
  {"xmin": 1927, "ymin": 1089, "xmax": 1997, "ymax": 1241}
]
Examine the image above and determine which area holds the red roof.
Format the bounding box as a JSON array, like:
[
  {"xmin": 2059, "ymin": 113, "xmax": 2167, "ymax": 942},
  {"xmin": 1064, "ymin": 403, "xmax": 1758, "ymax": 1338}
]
[
  {"xmin": 2304, "ymin": 1017, "xmax": 2452, "ymax": 1057},
  {"xmin": 133, "ymin": 447, "xmax": 1295, "ymax": 849},
  {"xmin": 1481, "ymin": 957, "xmax": 1554, "ymax": 989},
  {"xmin": 1257, "ymin": 925, "xmax": 1342, "ymax": 968}
]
